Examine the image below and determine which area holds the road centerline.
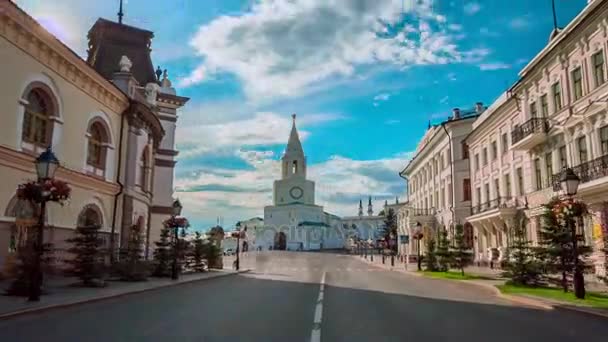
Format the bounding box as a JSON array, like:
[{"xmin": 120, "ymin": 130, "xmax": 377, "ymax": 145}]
[{"xmin": 310, "ymin": 271, "xmax": 326, "ymax": 342}]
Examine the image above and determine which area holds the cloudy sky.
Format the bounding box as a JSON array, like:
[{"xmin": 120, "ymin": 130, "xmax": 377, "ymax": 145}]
[{"xmin": 14, "ymin": 0, "xmax": 589, "ymax": 229}]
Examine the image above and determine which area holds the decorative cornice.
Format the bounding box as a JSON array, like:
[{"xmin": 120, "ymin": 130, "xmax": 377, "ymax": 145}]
[
  {"xmin": 0, "ymin": 145, "xmax": 120, "ymax": 196},
  {"xmin": 0, "ymin": 2, "xmax": 129, "ymax": 114},
  {"xmin": 155, "ymin": 158, "xmax": 177, "ymax": 167},
  {"xmin": 150, "ymin": 205, "xmax": 174, "ymax": 215},
  {"xmin": 157, "ymin": 92, "xmax": 190, "ymax": 107},
  {"xmin": 157, "ymin": 149, "xmax": 178, "ymax": 157},
  {"xmin": 127, "ymin": 100, "xmax": 165, "ymax": 147}
]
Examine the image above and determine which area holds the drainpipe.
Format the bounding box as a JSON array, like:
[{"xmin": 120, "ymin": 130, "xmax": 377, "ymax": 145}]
[
  {"xmin": 110, "ymin": 111, "xmax": 126, "ymax": 264},
  {"xmin": 441, "ymin": 123, "xmax": 456, "ymax": 229}
]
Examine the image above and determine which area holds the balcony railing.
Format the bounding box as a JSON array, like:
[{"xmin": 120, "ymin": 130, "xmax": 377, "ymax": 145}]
[
  {"xmin": 410, "ymin": 208, "xmax": 436, "ymax": 216},
  {"xmin": 471, "ymin": 197, "xmax": 520, "ymax": 215},
  {"xmin": 552, "ymin": 154, "xmax": 608, "ymax": 191},
  {"xmin": 511, "ymin": 118, "xmax": 549, "ymax": 145}
]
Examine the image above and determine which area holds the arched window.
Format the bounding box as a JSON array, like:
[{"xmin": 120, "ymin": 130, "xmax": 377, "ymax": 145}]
[
  {"xmin": 292, "ymin": 160, "xmax": 298, "ymax": 174},
  {"xmin": 22, "ymin": 88, "xmax": 53, "ymax": 147},
  {"xmin": 140, "ymin": 147, "xmax": 149, "ymax": 191},
  {"xmin": 87, "ymin": 122, "xmax": 108, "ymax": 170},
  {"xmin": 77, "ymin": 206, "xmax": 102, "ymax": 227}
]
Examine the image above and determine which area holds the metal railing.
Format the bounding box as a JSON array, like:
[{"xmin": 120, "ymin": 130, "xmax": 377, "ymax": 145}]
[
  {"xmin": 511, "ymin": 118, "xmax": 549, "ymax": 144},
  {"xmin": 471, "ymin": 197, "xmax": 520, "ymax": 215},
  {"xmin": 410, "ymin": 208, "xmax": 436, "ymax": 216},
  {"xmin": 552, "ymin": 154, "xmax": 608, "ymax": 191}
]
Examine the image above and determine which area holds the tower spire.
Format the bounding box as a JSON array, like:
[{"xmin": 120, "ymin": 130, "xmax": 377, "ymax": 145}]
[
  {"xmin": 118, "ymin": 0, "xmax": 124, "ymax": 24},
  {"xmin": 358, "ymin": 199, "xmax": 363, "ymax": 217},
  {"xmin": 367, "ymin": 196, "xmax": 373, "ymax": 216},
  {"xmin": 285, "ymin": 113, "xmax": 304, "ymax": 156}
]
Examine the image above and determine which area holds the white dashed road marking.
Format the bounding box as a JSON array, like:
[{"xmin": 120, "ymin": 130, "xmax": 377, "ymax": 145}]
[{"xmin": 310, "ymin": 271, "xmax": 326, "ymax": 342}]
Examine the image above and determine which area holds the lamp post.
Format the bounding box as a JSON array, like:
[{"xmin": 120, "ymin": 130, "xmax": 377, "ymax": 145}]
[
  {"xmin": 415, "ymin": 222, "xmax": 423, "ymax": 271},
  {"xmin": 560, "ymin": 168, "xmax": 585, "ymax": 299},
  {"xmin": 368, "ymin": 238, "xmax": 373, "ymax": 262},
  {"xmin": 29, "ymin": 147, "xmax": 60, "ymax": 302},
  {"xmin": 235, "ymin": 226, "xmax": 245, "ymax": 271},
  {"xmin": 171, "ymin": 199, "xmax": 183, "ymax": 280}
]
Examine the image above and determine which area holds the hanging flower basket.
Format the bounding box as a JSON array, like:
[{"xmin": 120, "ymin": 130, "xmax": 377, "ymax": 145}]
[
  {"xmin": 163, "ymin": 216, "xmax": 190, "ymax": 228},
  {"xmin": 551, "ymin": 198, "xmax": 588, "ymax": 222},
  {"xmin": 16, "ymin": 179, "xmax": 71, "ymax": 204}
]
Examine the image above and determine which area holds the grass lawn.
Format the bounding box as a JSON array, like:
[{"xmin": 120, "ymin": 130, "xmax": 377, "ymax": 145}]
[
  {"xmin": 419, "ymin": 270, "xmax": 490, "ymax": 280},
  {"xmin": 497, "ymin": 283, "xmax": 608, "ymax": 309}
]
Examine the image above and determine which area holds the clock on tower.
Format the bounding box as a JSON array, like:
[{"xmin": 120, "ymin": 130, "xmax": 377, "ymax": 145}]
[{"xmin": 289, "ymin": 186, "xmax": 304, "ymax": 200}]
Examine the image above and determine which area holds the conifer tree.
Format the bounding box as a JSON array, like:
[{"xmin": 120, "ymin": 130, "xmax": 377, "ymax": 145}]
[
  {"xmin": 191, "ymin": 232, "xmax": 206, "ymax": 272},
  {"xmin": 436, "ymin": 228, "xmax": 452, "ymax": 272},
  {"xmin": 424, "ymin": 238, "xmax": 438, "ymax": 271},
  {"xmin": 152, "ymin": 227, "xmax": 171, "ymax": 277},
  {"xmin": 452, "ymin": 224, "xmax": 473, "ymax": 276},
  {"xmin": 66, "ymin": 224, "xmax": 106, "ymax": 287},
  {"xmin": 537, "ymin": 197, "xmax": 592, "ymax": 293},
  {"xmin": 382, "ymin": 208, "xmax": 397, "ymax": 254},
  {"xmin": 502, "ymin": 211, "xmax": 542, "ymax": 286}
]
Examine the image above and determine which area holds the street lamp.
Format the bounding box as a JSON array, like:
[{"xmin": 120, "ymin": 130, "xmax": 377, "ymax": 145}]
[
  {"xmin": 368, "ymin": 238, "xmax": 374, "ymax": 262},
  {"xmin": 235, "ymin": 226, "xmax": 246, "ymax": 271},
  {"xmin": 559, "ymin": 168, "xmax": 585, "ymax": 299},
  {"xmin": 171, "ymin": 199, "xmax": 183, "ymax": 280},
  {"xmin": 29, "ymin": 147, "xmax": 60, "ymax": 301},
  {"xmin": 415, "ymin": 222, "xmax": 423, "ymax": 271}
]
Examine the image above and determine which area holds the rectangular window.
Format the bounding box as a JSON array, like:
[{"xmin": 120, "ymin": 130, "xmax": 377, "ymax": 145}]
[
  {"xmin": 540, "ymin": 95, "xmax": 548, "ymax": 117},
  {"xmin": 593, "ymin": 51, "xmax": 605, "ymax": 87},
  {"xmin": 545, "ymin": 153, "xmax": 553, "ymax": 185},
  {"xmin": 475, "ymin": 154, "xmax": 480, "ymax": 170},
  {"xmin": 572, "ymin": 67, "xmax": 583, "ymax": 100},
  {"xmin": 494, "ymin": 178, "xmax": 500, "ymax": 198},
  {"xmin": 476, "ymin": 187, "xmax": 481, "ymax": 205},
  {"xmin": 505, "ymin": 174, "xmax": 512, "ymax": 197},
  {"xmin": 463, "ymin": 179, "xmax": 471, "ymax": 201},
  {"xmin": 601, "ymin": 126, "xmax": 608, "ymax": 155},
  {"xmin": 559, "ymin": 145, "xmax": 568, "ymax": 169},
  {"xmin": 552, "ymin": 82, "xmax": 562, "ymax": 111},
  {"xmin": 501, "ymin": 133, "xmax": 508, "ymax": 154},
  {"xmin": 578, "ymin": 136, "xmax": 588, "ymax": 162},
  {"xmin": 534, "ymin": 159, "xmax": 543, "ymax": 191},
  {"xmin": 482, "ymin": 147, "xmax": 488, "ymax": 165},
  {"xmin": 484, "ymin": 184, "xmax": 490, "ymax": 204},
  {"xmin": 462, "ymin": 143, "xmax": 469, "ymax": 159},
  {"xmin": 491, "ymin": 141, "xmax": 498, "ymax": 160},
  {"xmin": 517, "ymin": 167, "xmax": 524, "ymax": 196},
  {"xmin": 529, "ymin": 102, "xmax": 538, "ymax": 118}
]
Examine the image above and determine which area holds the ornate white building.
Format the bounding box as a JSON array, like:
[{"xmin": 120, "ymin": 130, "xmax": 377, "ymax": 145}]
[
  {"xmin": 466, "ymin": 0, "xmax": 608, "ymax": 276},
  {"xmin": 262, "ymin": 115, "xmax": 343, "ymax": 251}
]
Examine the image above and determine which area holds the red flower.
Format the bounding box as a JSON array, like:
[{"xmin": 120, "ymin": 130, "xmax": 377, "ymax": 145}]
[
  {"xmin": 163, "ymin": 216, "xmax": 190, "ymax": 228},
  {"xmin": 16, "ymin": 179, "xmax": 71, "ymax": 203}
]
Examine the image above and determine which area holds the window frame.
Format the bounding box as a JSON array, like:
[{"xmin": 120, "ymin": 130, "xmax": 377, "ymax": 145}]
[
  {"xmin": 552, "ymin": 82, "xmax": 562, "ymax": 112},
  {"xmin": 22, "ymin": 88, "xmax": 53, "ymax": 147},
  {"xmin": 540, "ymin": 94, "xmax": 549, "ymax": 117},
  {"xmin": 529, "ymin": 101, "xmax": 538, "ymax": 118},
  {"xmin": 501, "ymin": 132, "xmax": 508, "ymax": 154},
  {"xmin": 572, "ymin": 67, "xmax": 583, "ymax": 101},
  {"xmin": 600, "ymin": 125, "xmax": 608, "ymax": 155},
  {"xmin": 577, "ymin": 136, "xmax": 588, "ymax": 163},
  {"xmin": 593, "ymin": 50, "xmax": 605, "ymax": 87}
]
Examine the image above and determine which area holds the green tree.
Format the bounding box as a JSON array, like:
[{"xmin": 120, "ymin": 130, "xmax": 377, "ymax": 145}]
[
  {"xmin": 436, "ymin": 228, "xmax": 452, "ymax": 272},
  {"xmin": 204, "ymin": 242, "xmax": 222, "ymax": 269},
  {"xmin": 451, "ymin": 224, "xmax": 473, "ymax": 276},
  {"xmin": 115, "ymin": 224, "xmax": 148, "ymax": 281},
  {"xmin": 382, "ymin": 208, "xmax": 397, "ymax": 254},
  {"xmin": 5, "ymin": 240, "xmax": 54, "ymax": 296},
  {"xmin": 424, "ymin": 238, "xmax": 438, "ymax": 271},
  {"xmin": 65, "ymin": 224, "xmax": 106, "ymax": 287},
  {"xmin": 502, "ymin": 211, "xmax": 542, "ymax": 286},
  {"xmin": 191, "ymin": 232, "xmax": 206, "ymax": 272},
  {"xmin": 152, "ymin": 227, "xmax": 171, "ymax": 277},
  {"xmin": 537, "ymin": 198, "xmax": 592, "ymax": 293}
]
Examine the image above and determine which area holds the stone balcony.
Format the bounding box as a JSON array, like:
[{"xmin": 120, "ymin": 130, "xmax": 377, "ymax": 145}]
[
  {"xmin": 467, "ymin": 197, "xmax": 521, "ymax": 224},
  {"xmin": 551, "ymin": 154, "xmax": 608, "ymax": 202},
  {"xmin": 408, "ymin": 207, "xmax": 436, "ymax": 227},
  {"xmin": 511, "ymin": 117, "xmax": 550, "ymax": 151}
]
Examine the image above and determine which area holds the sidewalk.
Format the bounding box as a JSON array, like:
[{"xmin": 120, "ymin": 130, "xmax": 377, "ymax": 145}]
[
  {"xmin": 353, "ymin": 253, "xmax": 608, "ymax": 318},
  {"xmin": 0, "ymin": 269, "xmax": 245, "ymax": 319}
]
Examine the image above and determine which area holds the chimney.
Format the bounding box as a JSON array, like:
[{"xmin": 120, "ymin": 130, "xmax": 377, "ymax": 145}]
[
  {"xmin": 475, "ymin": 102, "xmax": 484, "ymax": 114},
  {"xmin": 452, "ymin": 108, "xmax": 461, "ymax": 119}
]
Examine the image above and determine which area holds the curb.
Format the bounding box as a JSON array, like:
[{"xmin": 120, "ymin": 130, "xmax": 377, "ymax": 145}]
[
  {"xmin": 461, "ymin": 280, "xmax": 554, "ymax": 310},
  {"xmin": 0, "ymin": 269, "xmax": 250, "ymax": 320},
  {"xmin": 552, "ymin": 304, "xmax": 608, "ymax": 319}
]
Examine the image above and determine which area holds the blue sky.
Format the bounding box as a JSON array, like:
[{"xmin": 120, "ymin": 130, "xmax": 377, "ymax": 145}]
[{"xmin": 15, "ymin": 0, "xmax": 590, "ymax": 230}]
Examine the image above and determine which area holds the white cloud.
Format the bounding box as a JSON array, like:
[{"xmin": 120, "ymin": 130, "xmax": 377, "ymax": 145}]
[
  {"xmin": 177, "ymin": 65, "xmax": 208, "ymax": 88},
  {"xmin": 176, "ymin": 110, "xmax": 345, "ymax": 158},
  {"xmin": 448, "ymin": 24, "xmax": 463, "ymax": 31},
  {"xmin": 479, "ymin": 62, "xmax": 511, "ymax": 71},
  {"xmin": 509, "ymin": 16, "xmax": 530, "ymax": 30},
  {"xmin": 439, "ymin": 95, "xmax": 449, "ymax": 104},
  {"xmin": 176, "ymin": 150, "xmax": 412, "ymax": 228},
  {"xmin": 184, "ymin": 0, "xmax": 484, "ymax": 99},
  {"xmin": 374, "ymin": 93, "xmax": 391, "ymax": 102},
  {"xmin": 463, "ymin": 3, "xmax": 481, "ymax": 15}
]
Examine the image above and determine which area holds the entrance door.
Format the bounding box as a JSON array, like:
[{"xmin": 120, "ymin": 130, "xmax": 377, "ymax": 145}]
[{"xmin": 274, "ymin": 232, "xmax": 287, "ymax": 250}]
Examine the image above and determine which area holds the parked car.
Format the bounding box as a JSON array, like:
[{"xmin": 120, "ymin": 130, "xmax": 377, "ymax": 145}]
[{"xmin": 224, "ymin": 248, "xmax": 235, "ymax": 256}]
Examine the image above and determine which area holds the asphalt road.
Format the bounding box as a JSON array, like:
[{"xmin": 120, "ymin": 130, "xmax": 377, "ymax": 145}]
[{"xmin": 1, "ymin": 251, "xmax": 607, "ymax": 341}]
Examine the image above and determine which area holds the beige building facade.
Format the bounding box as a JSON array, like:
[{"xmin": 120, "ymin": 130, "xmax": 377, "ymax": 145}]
[
  {"xmin": 465, "ymin": 0, "xmax": 608, "ymax": 276},
  {"xmin": 0, "ymin": 2, "xmax": 188, "ymax": 269}
]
